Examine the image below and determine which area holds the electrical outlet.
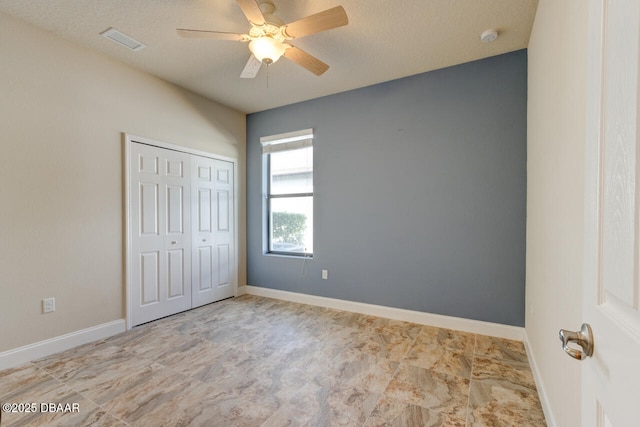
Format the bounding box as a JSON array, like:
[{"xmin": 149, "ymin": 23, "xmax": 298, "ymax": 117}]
[
  {"xmin": 322, "ymin": 270, "xmax": 328, "ymax": 280},
  {"xmin": 43, "ymin": 297, "xmax": 55, "ymax": 314}
]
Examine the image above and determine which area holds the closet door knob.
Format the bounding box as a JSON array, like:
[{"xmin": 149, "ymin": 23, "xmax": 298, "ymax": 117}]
[{"xmin": 559, "ymin": 323, "xmax": 594, "ymax": 360}]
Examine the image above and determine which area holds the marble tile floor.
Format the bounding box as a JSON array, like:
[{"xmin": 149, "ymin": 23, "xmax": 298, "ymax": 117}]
[{"xmin": 0, "ymin": 295, "xmax": 546, "ymax": 426}]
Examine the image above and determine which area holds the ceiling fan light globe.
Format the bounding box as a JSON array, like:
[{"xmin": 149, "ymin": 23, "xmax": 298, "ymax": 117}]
[{"xmin": 249, "ymin": 37, "xmax": 286, "ymax": 63}]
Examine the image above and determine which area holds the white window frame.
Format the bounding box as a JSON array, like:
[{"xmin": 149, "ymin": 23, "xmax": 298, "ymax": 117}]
[{"xmin": 261, "ymin": 129, "xmax": 314, "ymax": 257}]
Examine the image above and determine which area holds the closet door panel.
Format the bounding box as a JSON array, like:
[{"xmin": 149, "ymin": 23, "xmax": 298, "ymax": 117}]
[
  {"xmin": 166, "ymin": 185, "xmax": 184, "ymax": 234},
  {"xmin": 139, "ymin": 183, "xmax": 159, "ymax": 235},
  {"xmin": 129, "ymin": 139, "xmax": 236, "ymax": 325},
  {"xmin": 217, "ymin": 244, "xmax": 230, "ymax": 287},
  {"xmin": 198, "ymin": 246, "xmax": 213, "ymax": 291},
  {"xmin": 213, "ymin": 160, "xmax": 235, "ymax": 300},
  {"xmin": 130, "ymin": 143, "xmax": 192, "ymax": 326},
  {"xmin": 167, "ymin": 249, "xmax": 186, "ymax": 299},
  {"xmin": 191, "ymin": 157, "xmax": 217, "ymax": 307},
  {"xmin": 192, "ymin": 157, "xmax": 235, "ymax": 307},
  {"xmin": 140, "ymin": 251, "xmax": 160, "ymax": 305},
  {"xmin": 217, "ymin": 189, "xmax": 230, "ymax": 232}
]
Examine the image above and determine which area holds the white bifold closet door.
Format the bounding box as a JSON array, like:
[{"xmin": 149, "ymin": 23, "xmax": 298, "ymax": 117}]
[
  {"xmin": 129, "ymin": 142, "xmax": 235, "ymax": 327},
  {"xmin": 130, "ymin": 143, "xmax": 192, "ymax": 326},
  {"xmin": 191, "ymin": 156, "xmax": 235, "ymax": 308}
]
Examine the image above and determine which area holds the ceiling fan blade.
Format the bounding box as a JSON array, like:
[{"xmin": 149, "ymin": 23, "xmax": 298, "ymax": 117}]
[
  {"xmin": 283, "ymin": 6, "xmax": 348, "ymax": 39},
  {"xmin": 176, "ymin": 29, "xmax": 245, "ymax": 41},
  {"xmin": 240, "ymin": 54, "xmax": 262, "ymax": 78},
  {"xmin": 283, "ymin": 45, "xmax": 329, "ymax": 76},
  {"xmin": 236, "ymin": 0, "xmax": 265, "ymax": 25}
]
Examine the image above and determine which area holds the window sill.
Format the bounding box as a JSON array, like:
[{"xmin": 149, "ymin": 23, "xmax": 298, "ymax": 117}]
[{"xmin": 264, "ymin": 252, "xmax": 313, "ymax": 260}]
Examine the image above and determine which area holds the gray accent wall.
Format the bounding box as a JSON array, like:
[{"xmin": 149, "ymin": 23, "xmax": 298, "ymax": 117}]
[{"xmin": 247, "ymin": 50, "xmax": 527, "ymax": 327}]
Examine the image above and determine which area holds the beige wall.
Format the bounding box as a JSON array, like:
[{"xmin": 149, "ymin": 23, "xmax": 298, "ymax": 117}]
[
  {"xmin": 0, "ymin": 12, "xmax": 246, "ymax": 352},
  {"xmin": 526, "ymin": 1, "xmax": 588, "ymax": 426}
]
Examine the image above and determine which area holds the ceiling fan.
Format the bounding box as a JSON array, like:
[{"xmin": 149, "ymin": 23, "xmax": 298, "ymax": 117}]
[{"xmin": 177, "ymin": 0, "xmax": 348, "ymax": 78}]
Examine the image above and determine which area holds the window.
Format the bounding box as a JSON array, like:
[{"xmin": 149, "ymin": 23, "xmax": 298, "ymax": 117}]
[{"xmin": 261, "ymin": 129, "xmax": 313, "ymax": 256}]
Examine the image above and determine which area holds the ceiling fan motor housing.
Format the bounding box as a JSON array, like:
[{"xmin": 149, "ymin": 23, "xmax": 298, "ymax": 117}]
[{"xmin": 258, "ymin": 1, "xmax": 283, "ymax": 26}]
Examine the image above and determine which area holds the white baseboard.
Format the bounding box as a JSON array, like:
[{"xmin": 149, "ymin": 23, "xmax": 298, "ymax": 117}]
[
  {"xmin": 236, "ymin": 285, "xmax": 247, "ymax": 296},
  {"xmin": 245, "ymin": 286, "xmax": 524, "ymax": 341},
  {"xmin": 0, "ymin": 319, "xmax": 126, "ymax": 371},
  {"xmin": 524, "ymin": 330, "xmax": 556, "ymax": 427}
]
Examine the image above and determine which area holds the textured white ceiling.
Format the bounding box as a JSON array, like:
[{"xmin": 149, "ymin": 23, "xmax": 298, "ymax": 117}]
[{"xmin": 0, "ymin": 0, "xmax": 538, "ymax": 113}]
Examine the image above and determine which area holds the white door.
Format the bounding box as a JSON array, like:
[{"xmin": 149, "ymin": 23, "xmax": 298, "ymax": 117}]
[
  {"xmin": 581, "ymin": 0, "xmax": 640, "ymax": 425},
  {"xmin": 212, "ymin": 159, "xmax": 235, "ymax": 301},
  {"xmin": 191, "ymin": 156, "xmax": 235, "ymax": 307},
  {"xmin": 130, "ymin": 143, "xmax": 192, "ymax": 326}
]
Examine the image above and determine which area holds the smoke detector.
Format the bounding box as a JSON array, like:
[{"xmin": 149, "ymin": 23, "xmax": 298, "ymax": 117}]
[{"xmin": 480, "ymin": 29, "xmax": 498, "ymax": 43}]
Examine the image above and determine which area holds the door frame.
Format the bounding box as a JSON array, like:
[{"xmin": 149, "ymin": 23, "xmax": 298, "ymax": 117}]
[{"xmin": 124, "ymin": 133, "xmax": 239, "ymax": 330}]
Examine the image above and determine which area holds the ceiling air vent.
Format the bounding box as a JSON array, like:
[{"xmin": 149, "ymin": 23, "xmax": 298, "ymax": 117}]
[{"xmin": 100, "ymin": 27, "xmax": 145, "ymax": 51}]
